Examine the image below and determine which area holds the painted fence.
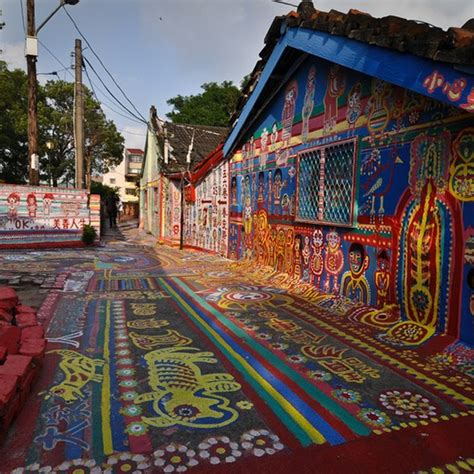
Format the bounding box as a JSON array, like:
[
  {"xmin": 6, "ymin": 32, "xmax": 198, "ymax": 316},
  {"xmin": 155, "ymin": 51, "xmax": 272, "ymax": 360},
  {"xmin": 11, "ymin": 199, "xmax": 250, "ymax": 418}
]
[{"xmin": 0, "ymin": 184, "xmax": 101, "ymax": 248}]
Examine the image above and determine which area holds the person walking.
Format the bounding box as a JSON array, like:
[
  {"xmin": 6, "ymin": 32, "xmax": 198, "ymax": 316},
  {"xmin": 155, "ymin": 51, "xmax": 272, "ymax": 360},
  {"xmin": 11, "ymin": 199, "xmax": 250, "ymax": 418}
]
[
  {"xmin": 117, "ymin": 199, "xmax": 124, "ymax": 222},
  {"xmin": 106, "ymin": 194, "xmax": 118, "ymax": 228}
]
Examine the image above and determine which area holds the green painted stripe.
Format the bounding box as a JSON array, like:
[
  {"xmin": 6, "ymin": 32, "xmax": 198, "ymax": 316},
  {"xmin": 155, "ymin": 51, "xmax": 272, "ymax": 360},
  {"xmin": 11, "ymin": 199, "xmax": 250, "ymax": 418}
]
[
  {"xmin": 171, "ymin": 276, "xmax": 370, "ymax": 436},
  {"xmin": 158, "ymin": 278, "xmax": 313, "ymax": 446}
]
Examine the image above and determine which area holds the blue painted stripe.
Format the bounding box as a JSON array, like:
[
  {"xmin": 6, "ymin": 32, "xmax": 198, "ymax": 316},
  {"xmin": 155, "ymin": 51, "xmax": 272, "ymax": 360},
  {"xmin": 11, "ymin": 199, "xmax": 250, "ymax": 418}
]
[{"xmin": 166, "ymin": 277, "xmax": 346, "ymax": 446}]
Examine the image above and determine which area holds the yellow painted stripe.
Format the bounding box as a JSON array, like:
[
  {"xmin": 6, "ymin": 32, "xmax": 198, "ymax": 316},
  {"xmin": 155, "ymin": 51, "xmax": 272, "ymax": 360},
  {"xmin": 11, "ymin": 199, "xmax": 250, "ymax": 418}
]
[
  {"xmin": 101, "ymin": 301, "xmax": 113, "ymax": 454},
  {"xmin": 160, "ymin": 279, "xmax": 326, "ymax": 444}
]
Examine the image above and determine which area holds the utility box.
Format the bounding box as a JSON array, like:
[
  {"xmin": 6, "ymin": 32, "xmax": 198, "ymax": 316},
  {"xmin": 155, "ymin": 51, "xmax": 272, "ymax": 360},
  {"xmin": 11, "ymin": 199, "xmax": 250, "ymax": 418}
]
[{"xmin": 25, "ymin": 36, "xmax": 38, "ymax": 57}]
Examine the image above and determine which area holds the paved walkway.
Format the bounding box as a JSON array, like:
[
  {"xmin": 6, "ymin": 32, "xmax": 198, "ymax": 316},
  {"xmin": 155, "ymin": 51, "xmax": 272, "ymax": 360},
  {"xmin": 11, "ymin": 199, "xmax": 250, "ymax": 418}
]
[{"xmin": 0, "ymin": 224, "xmax": 473, "ymax": 473}]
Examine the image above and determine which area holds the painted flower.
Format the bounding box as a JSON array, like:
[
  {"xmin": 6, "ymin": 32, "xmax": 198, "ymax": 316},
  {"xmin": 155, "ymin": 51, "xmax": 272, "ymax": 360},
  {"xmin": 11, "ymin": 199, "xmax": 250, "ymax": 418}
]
[
  {"xmin": 117, "ymin": 358, "xmax": 134, "ymax": 366},
  {"xmin": 379, "ymin": 391, "xmax": 438, "ymax": 419},
  {"xmin": 332, "ymin": 389, "xmax": 361, "ymax": 404},
  {"xmin": 236, "ymin": 400, "xmax": 254, "ymax": 410},
  {"xmin": 286, "ymin": 354, "xmax": 307, "ymax": 364},
  {"xmin": 115, "ymin": 334, "xmax": 129, "ymax": 341},
  {"xmin": 120, "ymin": 391, "xmax": 138, "ymax": 401},
  {"xmin": 244, "ymin": 324, "xmax": 260, "ymax": 331},
  {"xmin": 120, "ymin": 404, "xmax": 142, "ymax": 417},
  {"xmin": 199, "ymin": 436, "xmax": 242, "ymax": 464},
  {"xmin": 358, "ymin": 408, "xmax": 391, "ymax": 427},
  {"xmin": 425, "ymin": 352, "xmax": 457, "ymax": 371},
  {"xmin": 116, "ymin": 349, "xmax": 131, "ymax": 356},
  {"xmin": 154, "ymin": 443, "xmax": 199, "ymax": 472},
  {"xmin": 240, "ymin": 429, "xmax": 285, "ymax": 457},
  {"xmin": 308, "ymin": 370, "xmax": 332, "ymax": 382},
  {"xmin": 116, "ymin": 342, "xmax": 128, "ymax": 348},
  {"xmin": 11, "ymin": 464, "xmax": 53, "ymax": 474},
  {"xmin": 271, "ymin": 342, "xmax": 289, "ymax": 351},
  {"xmin": 53, "ymin": 458, "xmax": 101, "ymax": 473},
  {"xmin": 103, "ymin": 452, "xmax": 150, "ymax": 473},
  {"xmin": 125, "ymin": 421, "xmax": 148, "ymax": 436},
  {"xmin": 119, "ymin": 379, "xmax": 137, "ymax": 388},
  {"xmin": 171, "ymin": 403, "xmax": 201, "ymax": 421},
  {"xmin": 258, "ymin": 311, "xmax": 278, "ymax": 319},
  {"xmin": 117, "ymin": 368, "xmax": 136, "ymax": 377},
  {"xmin": 411, "ymin": 290, "xmax": 429, "ymax": 311},
  {"xmin": 257, "ymin": 333, "xmax": 271, "ymax": 340}
]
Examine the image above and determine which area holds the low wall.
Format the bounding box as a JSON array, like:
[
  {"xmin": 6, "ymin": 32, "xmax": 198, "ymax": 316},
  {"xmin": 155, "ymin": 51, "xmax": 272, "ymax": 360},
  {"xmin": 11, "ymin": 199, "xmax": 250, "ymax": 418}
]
[{"xmin": 0, "ymin": 184, "xmax": 101, "ymax": 249}]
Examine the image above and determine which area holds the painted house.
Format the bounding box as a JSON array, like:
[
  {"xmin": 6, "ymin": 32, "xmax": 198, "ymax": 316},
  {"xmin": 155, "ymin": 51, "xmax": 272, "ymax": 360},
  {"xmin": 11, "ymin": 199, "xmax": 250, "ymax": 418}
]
[
  {"xmin": 140, "ymin": 106, "xmax": 226, "ymax": 244},
  {"xmin": 223, "ymin": 1, "xmax": 474, "ymax": 345},
  {"xmin": 181, "ymin": 144, "xmax": 229, "ymax": 256}
]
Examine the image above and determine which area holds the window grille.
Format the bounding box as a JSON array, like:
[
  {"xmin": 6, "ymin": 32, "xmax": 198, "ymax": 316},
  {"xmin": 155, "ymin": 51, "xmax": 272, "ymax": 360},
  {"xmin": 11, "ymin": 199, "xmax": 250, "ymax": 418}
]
[{"xmin": 296, "ymin": 139, "xmax": 357, "ymax": 226}]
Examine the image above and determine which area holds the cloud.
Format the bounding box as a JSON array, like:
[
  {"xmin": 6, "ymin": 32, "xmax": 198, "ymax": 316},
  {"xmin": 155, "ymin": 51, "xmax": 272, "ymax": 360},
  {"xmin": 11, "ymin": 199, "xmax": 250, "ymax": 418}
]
[
  {"xmin": 119, "ymin": 125, "xmax": 147, "ymax": 150},
  {"xmin": 1, "ymin": 42, "xmax": 26, "ymax": 70}
]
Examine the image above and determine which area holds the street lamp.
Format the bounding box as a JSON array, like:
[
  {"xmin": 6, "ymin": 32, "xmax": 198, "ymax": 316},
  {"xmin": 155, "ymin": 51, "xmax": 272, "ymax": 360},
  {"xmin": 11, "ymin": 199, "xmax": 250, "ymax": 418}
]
[{"xmin": 26, "ymin": 0, "xmax": 79, "ymax": 186}]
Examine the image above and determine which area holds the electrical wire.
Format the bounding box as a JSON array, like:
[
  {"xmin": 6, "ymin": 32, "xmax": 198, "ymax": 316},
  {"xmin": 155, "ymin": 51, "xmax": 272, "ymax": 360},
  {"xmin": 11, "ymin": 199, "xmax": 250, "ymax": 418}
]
[
  {"xmin": 62, "ymin": 7, "xmax": 147, "ymax": 123},
  {"xmin": 19, "ymin": 0, "xmax": 26, "ymax": 34},
  {"xmin": 83, "ymin": 59, "xmax": 144, "ymax": 126},
  {"xmin": 82, "ymin": 55, "xmax": 146, "ymax": 124},
  {"xmin": 38, "ymin": 39, "xmax": 74, "ymax": 79}
]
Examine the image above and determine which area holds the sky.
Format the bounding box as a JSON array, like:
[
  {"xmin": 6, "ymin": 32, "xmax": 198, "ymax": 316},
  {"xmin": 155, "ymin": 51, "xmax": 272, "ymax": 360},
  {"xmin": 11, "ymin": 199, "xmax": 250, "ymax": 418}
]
[{"xmin": 1, "ymin": 0, "xmax": 473, "ymax": 150}]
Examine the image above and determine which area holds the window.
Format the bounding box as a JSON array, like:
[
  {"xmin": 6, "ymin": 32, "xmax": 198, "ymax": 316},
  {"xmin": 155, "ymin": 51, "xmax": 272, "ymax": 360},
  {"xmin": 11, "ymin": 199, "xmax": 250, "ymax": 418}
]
[
  {"xmin": 109, "ymin": 178, "xmax": 116, "ymax": 184},
  {"xmin": 296, "ymin": 139, "xmax": 357, "ymax": 226},
  {"xmin": 128, "ymin": 155, "xmax": 142, "ymax": 163},
  {"xmin": 126, "ymin": 188, "xmax": 137, "ymax": 196}
]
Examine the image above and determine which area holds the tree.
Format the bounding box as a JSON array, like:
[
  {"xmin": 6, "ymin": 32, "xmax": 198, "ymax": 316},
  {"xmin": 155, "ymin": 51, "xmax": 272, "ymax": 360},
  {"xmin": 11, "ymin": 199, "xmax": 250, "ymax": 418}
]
[
  {"xmin": 0, "ymin": 61, "xmax": 30, "ymax": 183},
  {"xmin": 40, "ymin": 80, "xmax": 124, "ymax": 188},
  {"xmin": 166, "ymin": 81, "xmax": 241, "ymax": 127}
]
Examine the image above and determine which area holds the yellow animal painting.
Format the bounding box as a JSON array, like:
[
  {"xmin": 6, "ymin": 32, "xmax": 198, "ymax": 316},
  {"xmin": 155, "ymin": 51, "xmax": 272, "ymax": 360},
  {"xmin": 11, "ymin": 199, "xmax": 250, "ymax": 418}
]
[{"xmin": 43, "ymin": 350, "xmax": 106, "ymax": 403}]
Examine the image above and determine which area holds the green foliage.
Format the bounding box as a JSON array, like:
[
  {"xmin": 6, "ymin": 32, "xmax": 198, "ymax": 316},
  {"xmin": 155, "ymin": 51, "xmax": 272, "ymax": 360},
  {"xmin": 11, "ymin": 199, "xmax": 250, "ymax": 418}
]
[
  {"xmin": 81, "ymin": 223, "xmax": 97, "ymax": 245},
  {"xmin": 90, "ymin": 181, "xmax": 119, "ymax": 201},
  {"xmin": 0, "ymin": 62, "xmax": 124, "ymax": 186},
  {"xmin": 0, "ymin": 61, "xmax": 30, "ymax": 183},
  {"xmin": 166, "ymin": 81, "xmax": 241, "ymax": 127}
]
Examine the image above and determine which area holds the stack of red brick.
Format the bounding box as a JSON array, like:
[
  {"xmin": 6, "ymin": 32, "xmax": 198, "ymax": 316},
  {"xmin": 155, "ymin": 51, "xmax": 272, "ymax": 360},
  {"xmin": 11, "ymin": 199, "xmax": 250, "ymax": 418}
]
[{"xmin": 0, "ymin": 286, "xmax": 47, "ymax": 441}]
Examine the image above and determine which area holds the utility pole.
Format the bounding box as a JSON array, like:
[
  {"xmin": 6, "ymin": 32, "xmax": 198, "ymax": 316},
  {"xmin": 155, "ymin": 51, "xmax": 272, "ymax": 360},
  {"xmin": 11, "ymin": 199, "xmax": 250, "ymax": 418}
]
[
  {"xmin": 74, "ymin": 38, "xmax": 84, "ymax": 189},
  {"xmin": 26, "ymin": 0, "xmax": 39, "ymax": 185}
]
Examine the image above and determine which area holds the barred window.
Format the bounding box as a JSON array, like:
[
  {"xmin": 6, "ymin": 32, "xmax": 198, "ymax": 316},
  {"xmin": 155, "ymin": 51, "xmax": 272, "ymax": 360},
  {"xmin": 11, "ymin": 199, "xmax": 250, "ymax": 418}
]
[{"xmin": 296, "ymin": 139, "xmax": 357, "ymax": 226}]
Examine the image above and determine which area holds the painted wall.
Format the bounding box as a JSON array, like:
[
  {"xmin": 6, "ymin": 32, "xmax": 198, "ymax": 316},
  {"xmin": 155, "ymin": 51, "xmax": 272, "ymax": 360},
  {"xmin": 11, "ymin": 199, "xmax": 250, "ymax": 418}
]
[
  {"xmin": 183, "ymin": 161, "xmax": 229, "ymax": 256},
  {"xmin": 163, "ymin": 178, "xmax": 182, "ymax": 244},
  {"xmin": 229, "ymin": 55, "xmax": 473, "ymax": 344},
  {"xmin": 0, "ymin": 184, "xmax": 101, "ymax": 248}
]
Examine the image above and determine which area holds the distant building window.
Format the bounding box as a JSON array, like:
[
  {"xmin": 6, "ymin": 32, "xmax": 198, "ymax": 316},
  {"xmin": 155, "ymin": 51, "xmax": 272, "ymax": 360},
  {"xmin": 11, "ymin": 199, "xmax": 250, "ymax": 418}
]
[
  {"xmin": 296, "ymin": 139, "xmax": 357, "ymax": 226},
  {"xmin": 129, "ymin": 155, "xmax": 142, "ymax": 163},
  {"xmin": 126, "ymin": 176, "xmax": 138, "ymax": 183},
  {"xmin": 126, "ymin": 188, "xmax": 137, "ymax": 196},
  {"xmin": 109, "ymin": 178, "xmax": 116, "ymax": 184}
]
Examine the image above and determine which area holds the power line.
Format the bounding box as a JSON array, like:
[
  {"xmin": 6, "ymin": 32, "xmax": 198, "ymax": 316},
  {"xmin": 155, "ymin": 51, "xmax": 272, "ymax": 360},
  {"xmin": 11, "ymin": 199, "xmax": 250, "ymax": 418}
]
[
  {"xmin": 83, "ymin": 59, "xmax": 144, "ymax": 126},
  {"xmin": 19, "ymin": 0, "xmax": 26, "ymax": 34},
  {"xmin": 38, "ymin": 39, "xmax": 74, "ymax": 79},
  {"xmin": 62, "ymin": 7, "xmax": 147, "ymax": 123},
  {"xmin": 82, "ymin": 55, "xmax": 146, "ymax": 124}
]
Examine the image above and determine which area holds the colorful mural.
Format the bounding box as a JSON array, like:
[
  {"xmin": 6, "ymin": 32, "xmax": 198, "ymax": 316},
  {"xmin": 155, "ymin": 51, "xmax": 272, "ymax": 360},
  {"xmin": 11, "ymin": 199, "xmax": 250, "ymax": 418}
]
[
  {"xmin": 184, "ymin": 161, "xmax": 229, "ymax": 256},
  {"xmin": 228, "ymin": 57, "xmax": 473, "ymax": 345},
  {"xmin": 0, "ymin": 184, "xmax": 100, "ymax": 248}
]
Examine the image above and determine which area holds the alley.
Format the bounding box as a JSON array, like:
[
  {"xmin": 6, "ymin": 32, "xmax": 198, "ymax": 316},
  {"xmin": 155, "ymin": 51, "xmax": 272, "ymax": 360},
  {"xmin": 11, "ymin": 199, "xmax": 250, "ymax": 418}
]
[{"xmin": 0, "ymin": 224, "xmax": 473, "ymax": 474}]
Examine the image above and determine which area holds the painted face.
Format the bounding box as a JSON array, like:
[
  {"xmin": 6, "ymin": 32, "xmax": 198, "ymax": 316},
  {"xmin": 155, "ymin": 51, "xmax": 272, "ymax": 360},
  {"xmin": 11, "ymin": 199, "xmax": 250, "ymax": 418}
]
[
  {"xmin": 327, "ymin": 231, "xmax": 340, "ymax": 249},
  {"xmin": 313, "ymin": 230, "xmax": 323, "ymax": 247},
  {"xmin": 304, "ymin": 236, "xmax": 310, "ymax": 246},
  {"xmin": 349, "ymin": 249, "xmax": 363, "ymax": 273}
]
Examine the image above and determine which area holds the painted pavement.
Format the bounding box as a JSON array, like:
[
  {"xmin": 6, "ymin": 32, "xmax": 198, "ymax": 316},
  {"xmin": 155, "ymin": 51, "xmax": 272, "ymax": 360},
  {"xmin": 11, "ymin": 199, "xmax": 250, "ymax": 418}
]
[{"xmin": 0, "ymin": 233, "xmax": 473, "ymax": 473}]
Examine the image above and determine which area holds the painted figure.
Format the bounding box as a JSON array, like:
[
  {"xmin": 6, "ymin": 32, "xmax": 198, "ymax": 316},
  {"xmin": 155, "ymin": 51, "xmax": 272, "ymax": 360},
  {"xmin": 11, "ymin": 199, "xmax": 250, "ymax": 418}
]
[
  {"xmin": 293, "ymin": 236, "xmax": 302, "ymax": 281},
  {"xmin": 42, "ymin": 193, "xmax": 54, "ymax": 218},
  {"xmin": 374, "ymin": 250, "xmax": 391, "ymax": 308},
  {"xmin": 257, "ymin": 172, "xmax": 265, "ymax": 205},
  {"xmin": 6, "ymin": 192, "xmax": 20, "ymax": 219},
  {"xmin": 281, "ymin": 81, "xmax": 298, "ymax": 143},
  {"xmin": 270, "ymin": 122, "xmax": 279, "ymax": 150},
  {"xmin": 324, "ymin": 65, "xmax": 346, "ymax": 135},
  {"xmin": 260, "ymin": 127, "xmax": 269, "ymax": 169},
  {"xmin": 302, "ymin": 66, "xmax": 316, "ymax": 143},
  {"xmin": 230, "ymin": 177, "xmax": 237, "ymax": 206},
  {"xmin": 346, "ymin": 83, "xmax": 362, "ymax": 135},
  {"xmin": 301, "ymin": 234, "xmax": 311, "ymax": 281},
  {"xmin": 366, "ymin": 79, "xmax": 390, "ymax": 136},
  {"xmin": 272, "ymin": 169, "xmax": 286, "ymax": 213},
  {"xmin": 243, "ymin": 195, "xmax": 253, "ymax": 255},
  {"xmin": 310, "ymin": 229, "xmax": 324, "ymax": 287},
  {"xmin": 26, "ymin": 193, "xmax": 37, "ymax": 218},
  {"xmin": 341, "ymin": 243, "xmax": 371, "ymax": 303},
  {"xmin": 324, "ymin": 229, "xmax": 344, "ymax": 293}
]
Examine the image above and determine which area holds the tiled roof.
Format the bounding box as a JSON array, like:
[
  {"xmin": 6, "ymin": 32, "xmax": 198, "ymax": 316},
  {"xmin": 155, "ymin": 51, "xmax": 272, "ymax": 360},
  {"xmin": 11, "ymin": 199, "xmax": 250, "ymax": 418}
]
[
  {"xmin": 162, "ymin": 122, "xmax": 227, "ymax": 175},
  {"xmin": 126, "ymin": 148, "xmax": 144, "ymax": 155},
  {"xmin": 232, "ymin": 1, "xmax": 473, "ymax": 125}
]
